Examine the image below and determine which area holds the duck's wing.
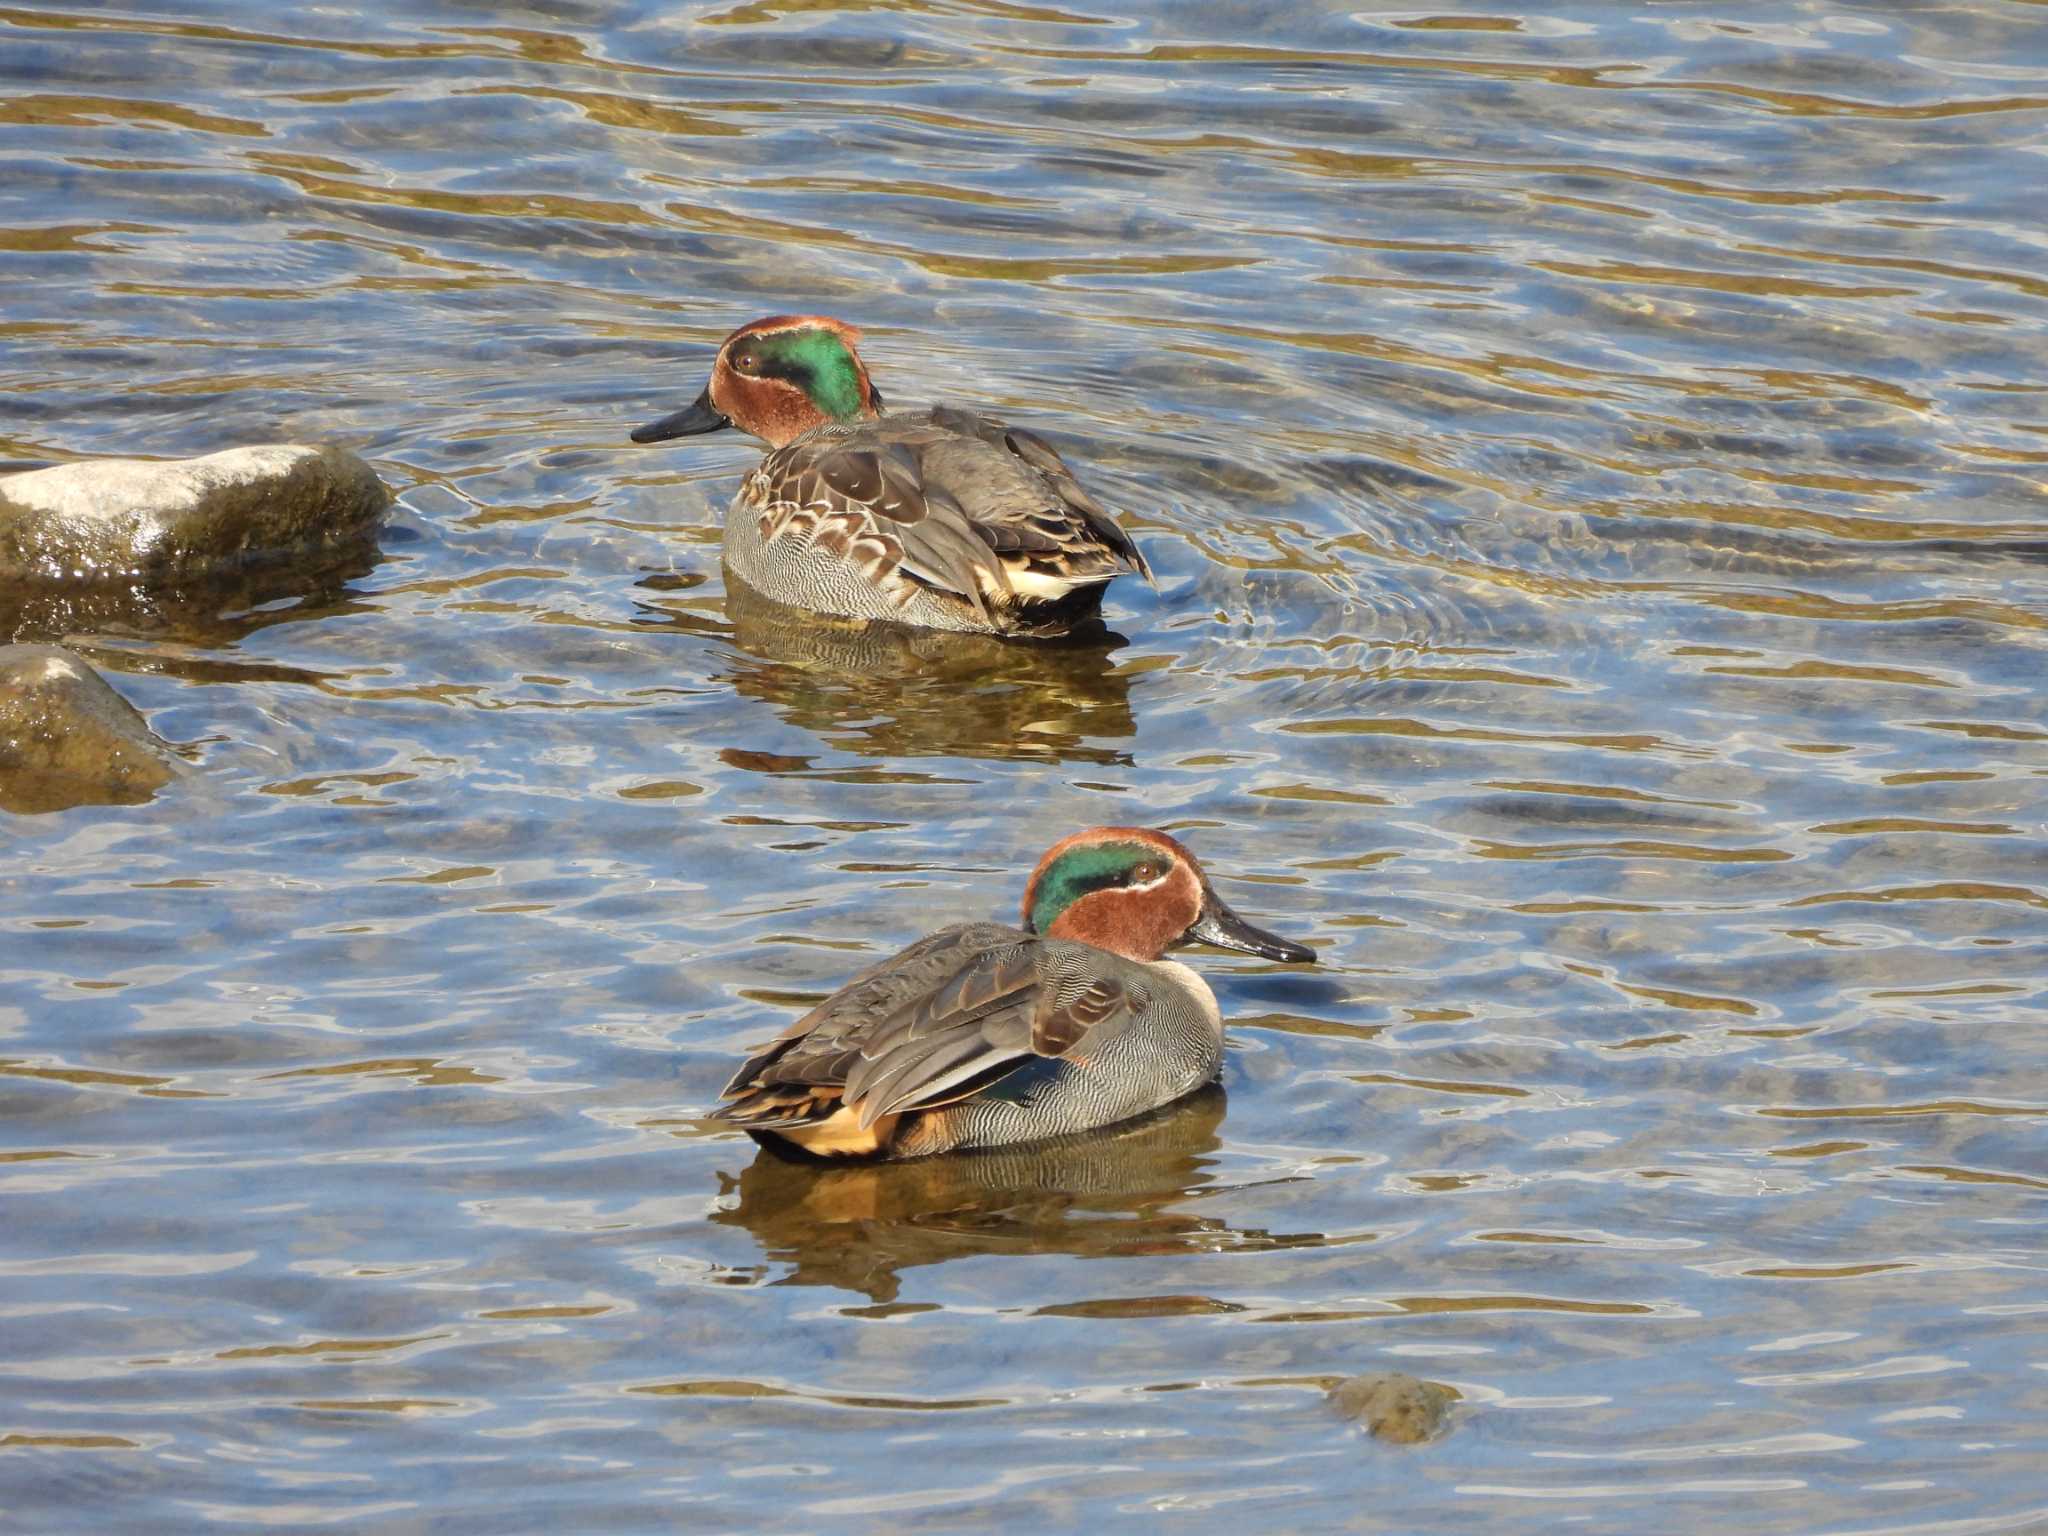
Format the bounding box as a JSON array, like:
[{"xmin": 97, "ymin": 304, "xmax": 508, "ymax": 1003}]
[
  {"xmin": 746, "ymin": 430, "xmax": 1005, "ymax": 624},
  {"xmin": 925, "ymin": 406, "xmax": 1153, "ymax": 592},
  {"xmin": 745, "ymin": 412, "xmax": 1149, "ymax": 621},
  {"xmin": 714, "ymin": 923, "xmax": 1152, "ymax": 1131}
]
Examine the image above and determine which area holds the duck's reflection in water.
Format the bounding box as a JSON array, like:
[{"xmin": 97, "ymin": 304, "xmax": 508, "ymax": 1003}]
[
  {"xmin": 711, "ymin": 577, "xmax": 1137, "ymax": 766},
  {"xmin": 714, "ymin": 1087, "xmax": 1226, "ymax": 1302}
]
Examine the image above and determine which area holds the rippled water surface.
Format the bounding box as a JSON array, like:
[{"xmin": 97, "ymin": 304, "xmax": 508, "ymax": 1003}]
[{"xmin": 4, "ymin": 2, "xmax": 2047, "ymax": 1530}]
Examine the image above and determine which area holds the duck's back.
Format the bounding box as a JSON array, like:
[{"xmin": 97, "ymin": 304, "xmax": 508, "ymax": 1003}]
[
  {"xmin": 724, "ymin": 406, "xmax": 1149, "ymax": 636},
  {"xmin": 711, "ymin": 919, "xmax": 1223, "ymax": 1156}
]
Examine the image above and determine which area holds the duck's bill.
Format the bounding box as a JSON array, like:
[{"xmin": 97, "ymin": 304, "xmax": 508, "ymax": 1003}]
[
  {"xmin": 1186, "ymin": 892, "xmax": 1316, "ymax": 964},
  {"xmin": 630, "ymin": 388, "xmax": 731, "ymax": 443}
]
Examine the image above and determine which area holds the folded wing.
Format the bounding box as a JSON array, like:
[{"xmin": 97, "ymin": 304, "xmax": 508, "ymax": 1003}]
[
  {"xmin": 747, "ymin": 409, "xmax": 1150, "ymax": 624},
  {"xmin": 713, "ymin": 923, "xmax": 1150, "ymax": 1134}
]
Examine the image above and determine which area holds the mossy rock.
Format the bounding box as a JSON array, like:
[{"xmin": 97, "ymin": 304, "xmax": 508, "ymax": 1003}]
[
  {"xmin": 0, "ymin": 444, "xmax": 389, "ymax": 585},
  {"xmin": 0, "ymin": 644, "xmax": 187, "ymax": 814}
]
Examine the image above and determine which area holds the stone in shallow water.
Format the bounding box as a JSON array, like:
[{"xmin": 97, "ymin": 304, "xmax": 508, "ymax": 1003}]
[
  {"xmin": 0, "ymin": 643, "xmax": 187, "ymax": 815},
  {"xmin": 1328, "ymin": 1371, "xmax": 1459, "ymax": 1445},
  {"xmin": 0, "ymin": 444, "xmax": 389, "ymax": 585}
]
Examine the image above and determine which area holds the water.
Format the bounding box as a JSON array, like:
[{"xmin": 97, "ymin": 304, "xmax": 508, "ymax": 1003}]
[{"xmin": 3, "ymin": 2, "xmax": 2046, "ymax": 1530}]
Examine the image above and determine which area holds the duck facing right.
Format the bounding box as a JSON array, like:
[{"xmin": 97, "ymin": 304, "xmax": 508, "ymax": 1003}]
[{"xmin": 711, "ymin": 826, "xmax": 1316, "ymax": 1159}]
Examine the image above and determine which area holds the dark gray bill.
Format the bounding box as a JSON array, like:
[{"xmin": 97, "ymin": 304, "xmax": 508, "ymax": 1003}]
[
  {"xmin": 1185, "ymin": 891, "xmax": 1316, "ymax": 964},
  {"xmin": 630, "ymin": 387, "xmax": 731, "ymax": 443}
]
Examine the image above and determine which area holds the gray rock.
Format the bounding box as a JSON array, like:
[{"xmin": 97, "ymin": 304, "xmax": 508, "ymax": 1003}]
[
  {"xmin": 0, "ymin": 644, "xmax": 187, "ymax": 814},
  {"xmin": 1329, "ymin": 1372, "xmax": 1459, "ymax": 1445},
  {"xmin": 0, "ymin": 444, "xmax": 389, "ymax": 585}
]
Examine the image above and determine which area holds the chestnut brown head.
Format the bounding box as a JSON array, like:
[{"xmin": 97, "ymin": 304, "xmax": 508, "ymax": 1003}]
[
  {"xmin": 630, "ymin": 314, "xmax": 884, "ymax": 450},
  {"xmin": 1020, "ymin": 826, "xmax": 1316, "ymax": 966}
]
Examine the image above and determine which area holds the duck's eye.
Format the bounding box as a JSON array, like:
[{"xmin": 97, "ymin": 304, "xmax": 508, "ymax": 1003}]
[
  {"xmin": 733, "ymin": 348, "xmax": 759, "ymax": 373},
  {"xmin": 1130, "ymin": 861, "xmax": 1168, "ymax": 885}
]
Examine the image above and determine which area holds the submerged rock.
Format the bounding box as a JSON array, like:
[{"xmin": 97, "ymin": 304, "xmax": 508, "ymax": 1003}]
[
  {"xmin": 1329, "ymin": 1372, "xmax": 1459, "ymax": 1445},
  {"xmin": 0, "ymin": 644, "xmax": 187, "ymax": 814},
  {"xmin": 0, "ymin": 444, "xmax": 389, "ymax": 586}
]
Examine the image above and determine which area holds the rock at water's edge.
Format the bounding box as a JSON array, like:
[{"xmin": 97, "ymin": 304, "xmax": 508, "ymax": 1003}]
[
  {"xmin": 0, "ymin": 643, "xmax": 187, "ymax": 814},
  {"xmin": 0, "ymin": 444, "xmax": 389, "ymax": 584},
  {"xmin": 1329, "ymin": 1372, "xmax": 1459, "ymax": 1445}
]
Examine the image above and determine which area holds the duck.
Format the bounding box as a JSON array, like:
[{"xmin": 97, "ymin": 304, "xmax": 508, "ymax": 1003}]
[
  {"xmin": 710, "ymin": 826, "xmax": 1316, "ymax": 1159},
  {"xmin": 630, "ymin": 315, "xmax": 1152, "ymax": 637}
]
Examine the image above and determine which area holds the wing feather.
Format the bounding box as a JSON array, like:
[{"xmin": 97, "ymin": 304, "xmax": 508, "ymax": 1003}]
[
  {"xmin": 713, "ymin": 927, "xmax": 1150, "ymax": 1133},
  {"xmin": 750, "ymin": 411, "xmax": 1148, "ymax": 624}
]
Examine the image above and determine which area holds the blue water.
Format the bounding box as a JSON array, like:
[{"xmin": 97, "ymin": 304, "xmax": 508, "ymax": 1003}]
[{"xmin": 2, "ymin": 2, "xmax": 2045, "ymax": 1531}]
